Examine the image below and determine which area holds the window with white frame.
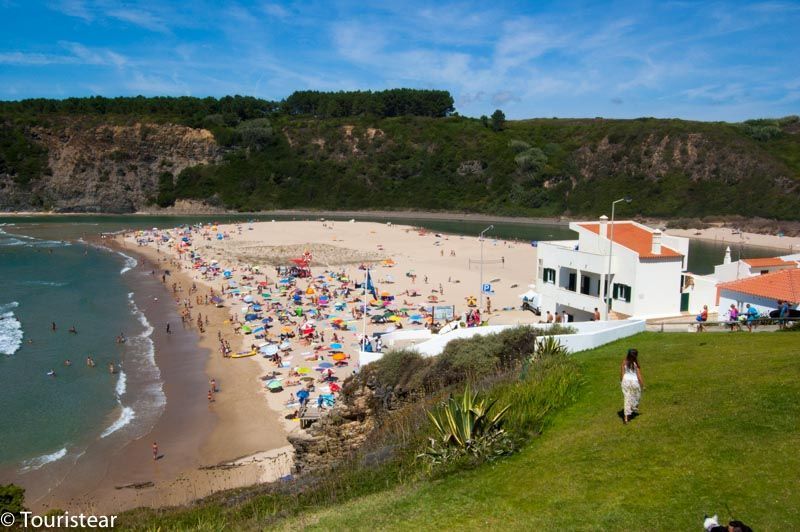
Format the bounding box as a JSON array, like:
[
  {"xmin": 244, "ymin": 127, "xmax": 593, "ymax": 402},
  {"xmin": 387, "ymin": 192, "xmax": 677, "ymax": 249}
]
[
  {"xmin": 613, "ymin": 283, "xmax": 632, "ymax": 303},
  {"xmin": 543, "ymin": 267, "xmax": 556, "ymax": 284}
]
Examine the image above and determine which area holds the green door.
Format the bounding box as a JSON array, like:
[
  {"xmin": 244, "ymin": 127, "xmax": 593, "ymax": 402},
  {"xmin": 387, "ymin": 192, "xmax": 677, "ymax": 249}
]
[{"xmin": 680, "ymin": 293, "xmax": 690, "ymax": 312}]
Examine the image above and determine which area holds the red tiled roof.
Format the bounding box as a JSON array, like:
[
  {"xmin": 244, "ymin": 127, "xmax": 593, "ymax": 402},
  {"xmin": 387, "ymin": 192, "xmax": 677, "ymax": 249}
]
[
  {"xmin": 718, "ymin": 268, "xmax": 800, "ymax": 303},
  {"xmin": 579, "ymin": 222, "xmax": 683, "ymax": 259},
  {"xmin": 742, "ymin": 257, "xmax": 793, "ymax": 268}
]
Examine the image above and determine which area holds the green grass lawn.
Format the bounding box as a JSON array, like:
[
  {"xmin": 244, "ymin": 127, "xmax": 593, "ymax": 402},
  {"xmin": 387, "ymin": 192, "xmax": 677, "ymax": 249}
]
[{"xmin": 281, "ymin": 332, "xmax": 800, "ymax": 531}]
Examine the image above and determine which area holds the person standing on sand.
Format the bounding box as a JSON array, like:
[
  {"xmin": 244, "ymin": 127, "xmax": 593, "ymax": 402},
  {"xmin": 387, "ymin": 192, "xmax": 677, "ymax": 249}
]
[
  {"xmin": 152, "ymin": 442, "xmax": 158, "ymax": 460},
  {"xmin": 620, "ymin": 349, "xmax": 644, "ymax": 425},
  {"xmin": 166, "ymin": 322, "xmax": 171, "ymax": 334}
]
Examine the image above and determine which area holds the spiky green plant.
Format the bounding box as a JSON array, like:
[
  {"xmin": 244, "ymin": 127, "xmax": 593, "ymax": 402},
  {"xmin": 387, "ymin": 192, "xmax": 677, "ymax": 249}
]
[{"xmin": 419, "ymin": 385, "xmax": 513, "ymax": 465}]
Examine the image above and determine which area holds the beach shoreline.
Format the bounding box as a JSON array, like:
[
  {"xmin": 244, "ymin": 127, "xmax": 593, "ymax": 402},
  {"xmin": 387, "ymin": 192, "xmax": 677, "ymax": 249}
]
[
  {"xmin": 19, "ymin": 237, "xmax": 291, "ymax": 515},
  {"xmin": 664, "ymin": 226, "xmax": 800, "ymax": 253}
]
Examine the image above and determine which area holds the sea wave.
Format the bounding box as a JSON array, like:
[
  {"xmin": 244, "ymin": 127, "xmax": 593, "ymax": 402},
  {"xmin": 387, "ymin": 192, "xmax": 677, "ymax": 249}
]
[
  {"xmin": 21, "ymin": 280, "xmax": 68, "ymax": 287},
  {"xmin": 0, "ymin": 227, "xmax": 70, "ymax": 248},
  {"xmin": 0, "ymin": 301, "xmax": 23, "ymax": 355},
  {"xmin": 115, "ymin": 370, "xmax": 127, "ymax": 397},
  {"xmin": 20, "ymin": 447, "xmax": 68, "ymax": 472},
  {"xmin": 119, "ymin": 252, "xmax": 137, "ymax": 274},
  {"xmin": 100, "ymin": 406, "xmax": 135, "ymax": 438}
]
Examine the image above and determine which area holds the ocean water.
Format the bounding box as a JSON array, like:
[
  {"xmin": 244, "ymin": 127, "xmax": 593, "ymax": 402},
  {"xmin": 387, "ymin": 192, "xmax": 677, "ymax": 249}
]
[
  {"xmin": 0, "ymin": 214, "xmax": 782, "ymax": 475},
  {"xmin": 0, "ymin": 224, "xmax": 162, "ymax": 472}
]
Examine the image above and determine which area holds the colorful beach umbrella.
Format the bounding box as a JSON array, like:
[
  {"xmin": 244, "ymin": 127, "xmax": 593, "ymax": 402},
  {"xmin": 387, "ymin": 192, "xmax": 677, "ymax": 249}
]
[
  {"xmin": 332, "ymin": 353, "xmax": 346, "ymax": 361},
  {"xmin": 330, "ymin": 343, "xmax": 343, "ymax": 350}
]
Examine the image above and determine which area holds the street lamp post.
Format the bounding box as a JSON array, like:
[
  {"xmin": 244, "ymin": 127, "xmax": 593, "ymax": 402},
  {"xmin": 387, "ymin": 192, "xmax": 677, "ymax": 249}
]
[
  {"xmin": 479, "ymin": 225, "xmax": 494, "ymax": 311},
  {"xmin": 604, "ymin": 197, "xmax": 632, "ymax": 320}
]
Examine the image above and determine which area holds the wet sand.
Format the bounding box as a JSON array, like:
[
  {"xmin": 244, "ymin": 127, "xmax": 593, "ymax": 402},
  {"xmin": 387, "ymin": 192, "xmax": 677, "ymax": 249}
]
[{"xmin": 24, "ymin": 239, "xmax": 290, "ymax": 514}]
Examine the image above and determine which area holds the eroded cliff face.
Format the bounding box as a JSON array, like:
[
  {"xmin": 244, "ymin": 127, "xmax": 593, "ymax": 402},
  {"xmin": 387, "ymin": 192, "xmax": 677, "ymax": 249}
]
[{"xmin": 0, "ymin": 121, "xmax": 220, "ymax": 212}]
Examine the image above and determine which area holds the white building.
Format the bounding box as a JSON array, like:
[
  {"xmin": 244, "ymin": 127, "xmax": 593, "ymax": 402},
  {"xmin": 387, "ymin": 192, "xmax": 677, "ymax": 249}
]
[
  {"xmin": 716, "ymin": 268, "xmax": 800, "ymax": 316},
  {"xmin": 536, "ymin": 218, "xmax": 689, "ymax": 320},
  {"xmin": 682, "ymin": 251, "xmax": 799, "ymax": 314}
]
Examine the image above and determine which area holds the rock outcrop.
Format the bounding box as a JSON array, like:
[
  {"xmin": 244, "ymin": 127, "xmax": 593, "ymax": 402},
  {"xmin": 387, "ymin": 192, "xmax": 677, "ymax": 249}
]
[{"xmin": 1, "ymin": 120, "xmax": 220, "ymax": 212}]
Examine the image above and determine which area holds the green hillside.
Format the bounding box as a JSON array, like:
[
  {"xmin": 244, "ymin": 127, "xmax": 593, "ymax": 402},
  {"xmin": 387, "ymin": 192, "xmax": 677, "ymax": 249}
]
[
  {"xmin": 1, "ymin": 93, "xmax": 799, "ymax": 219},
  {"xmin": 120, "ymin": 331, "xmax": 800, "ymax": 530},
  {"xmin": 280, "ymin": 332, "xmax": 800, "ymax": 530}
]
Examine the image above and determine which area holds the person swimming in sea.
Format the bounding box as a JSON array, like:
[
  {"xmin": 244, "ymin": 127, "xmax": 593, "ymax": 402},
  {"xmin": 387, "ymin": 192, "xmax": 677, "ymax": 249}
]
[
  {"xmin": 86, "ymin": 356, "xmax": 96, "ymax": 367},
  {"xmin": 47, "ymin": 369, "xmax": 56, "ymax": 377},
  {"xmin": 108, "ymin": 363, "xmax": 117, "ymax": 374},
  {"xmin": 68, "ymin": 325, "xmax": 77, "ymax": 334},
  {"xmin": 64, "ymin": 359, "xmax": 72, "ymax": 366}
]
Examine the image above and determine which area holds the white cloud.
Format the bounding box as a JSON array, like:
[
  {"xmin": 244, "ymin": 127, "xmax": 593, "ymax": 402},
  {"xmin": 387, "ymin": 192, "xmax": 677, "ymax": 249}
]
[
  {"xmin": 106, "ymin": 8, "xmax": 170, "ymax": 33},
  {"xmin": 50, "ymin": 0, "xmax": 93, "ymax": 21},
  {"xmin": 0, "ymin": 43, "xmax": 127, "ymax": 67},
  {"xmin": 0, "ymin": 52, "xmax": 73, "ymax": 65},
  {"xmin": 261, "ymin": 3, "xmax": 290, "ymax": 19}
]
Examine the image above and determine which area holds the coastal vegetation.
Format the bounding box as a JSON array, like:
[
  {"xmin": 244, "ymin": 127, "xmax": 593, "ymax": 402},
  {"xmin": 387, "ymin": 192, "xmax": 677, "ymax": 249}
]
[
  {"xmin": 118, "ymin": 331, "xmax": 799, "ymax": 530},
  {"xmin": 1, "ymin": 92, "xmax": 799, "ymax": 220}
]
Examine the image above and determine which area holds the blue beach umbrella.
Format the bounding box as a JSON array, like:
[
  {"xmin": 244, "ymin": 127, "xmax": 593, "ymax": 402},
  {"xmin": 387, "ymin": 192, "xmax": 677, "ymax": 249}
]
[
  {"xmin": 318, "ymin": 362, "xmax": 334, "ymax": 368},
  {"xmin": 261, "ymin": 344, "xmax": 279, "ymax": 356},
  {"xmin": 330, "ymin": 343, "xmax": 343, "ymax": 350}
]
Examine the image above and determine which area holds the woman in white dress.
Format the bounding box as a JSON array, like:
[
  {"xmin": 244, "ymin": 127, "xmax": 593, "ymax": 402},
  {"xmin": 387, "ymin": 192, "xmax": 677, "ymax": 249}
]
[{"xmin": 620, "ymin": 348, "xmax": 644, "ymax": 425}]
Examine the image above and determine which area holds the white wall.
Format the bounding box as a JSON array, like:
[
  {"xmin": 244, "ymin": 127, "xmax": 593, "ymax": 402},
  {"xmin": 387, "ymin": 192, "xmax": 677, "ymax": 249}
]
[
  {"xmin": 717, "ymin": 290, "xmax": 784, "ymax": 317},
  {"xmin": 682, "ymin": 274, "xmax": 718, "ymax": 314},
  {"xmin": 363, "ymin": 319, "xmax": 646, "ymax": 361},
  {"xmin": 632, "ymin": 259, "xmax": 683, "ymax": 317}
]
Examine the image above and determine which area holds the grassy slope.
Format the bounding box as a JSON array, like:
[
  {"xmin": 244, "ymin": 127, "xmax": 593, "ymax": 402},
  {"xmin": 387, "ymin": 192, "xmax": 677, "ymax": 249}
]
[{"xmin": 282, "ymin": 332, "xmax": 800, "ymax": 530}]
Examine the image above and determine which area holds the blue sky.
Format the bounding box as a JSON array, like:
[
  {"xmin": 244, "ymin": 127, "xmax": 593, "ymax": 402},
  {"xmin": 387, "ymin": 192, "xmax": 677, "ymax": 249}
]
[{"xmin": 1, "ymin": 0, "xmax": 799, "ymax": 121}]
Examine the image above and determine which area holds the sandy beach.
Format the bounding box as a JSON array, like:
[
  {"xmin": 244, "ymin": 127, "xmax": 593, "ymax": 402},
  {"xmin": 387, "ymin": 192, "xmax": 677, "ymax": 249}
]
[
  {"xmin": 22, "ymin": 239, "xmax": 291, "ymax": 515},
  {"xmin": 665, "ymin": 226, "xmax": 800, "ymax": 253},
  {"xmin": 21, "ymin": 219, "xmax": 540, "ymax": 514},
  {"xmin": 124, "ymin": 219, "xmax": 542, "ymax": 428},
  {"xmin": 73, "ymin": 219, "xmax": 539, "ymax": 510}
]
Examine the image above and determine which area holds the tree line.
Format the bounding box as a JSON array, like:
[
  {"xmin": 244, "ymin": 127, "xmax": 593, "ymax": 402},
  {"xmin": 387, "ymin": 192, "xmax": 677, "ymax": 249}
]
[
  {"xmin": 0, "ymin": 89, "xmax": 455, "ymax": 120},
  {"xmin": 282, "ymin": 89, "xmax": 454, "ymax": 118}
]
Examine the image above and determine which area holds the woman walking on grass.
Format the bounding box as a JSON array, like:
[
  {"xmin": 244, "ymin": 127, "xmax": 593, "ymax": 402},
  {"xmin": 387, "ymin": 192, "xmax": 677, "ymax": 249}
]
[{"xmin": 620, "ymin": 348, "xmax": 644, "ymax": 425}]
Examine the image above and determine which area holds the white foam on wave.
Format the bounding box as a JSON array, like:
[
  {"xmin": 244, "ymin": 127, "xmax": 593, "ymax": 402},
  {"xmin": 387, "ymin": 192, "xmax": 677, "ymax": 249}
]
[
  {"xmin": 126, "ymin": 291, "xmax": 166, "ymax": 403},
  {"xmin": 21, "ymin": 280, "xmax": 68, "ymax": 287},
  {"xmin": 100, "ymin": 406, "xmax": 135, "ymax": 438},
  {"xmin": 115, "ymin": 370, "xmax": 127, "ymax": 397},
  {"xmin": 119, "ymin": 252, "xmax": 137, "ymax": 274},
  {"xmin": 20, "ymin": 447, "xmax": 68, "ymax": 472},
  {"xmin": 0, "ymin": 227, "xmax": 69, "ymax": 248},
  {"xmin": 0, "ymin": 301, "xmax": 23, "ymax": 355}
]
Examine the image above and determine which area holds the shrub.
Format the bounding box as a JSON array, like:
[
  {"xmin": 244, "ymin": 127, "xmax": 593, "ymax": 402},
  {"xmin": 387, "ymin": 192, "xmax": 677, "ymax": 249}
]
[
  {"xmin": 508, "ymin": 139, "xmax": 531, "ymax": 153},
  {"xmin": 419, "ymin": 385, "xmax": 513, "ymax": 467},
  {"xmin": 0, "ymin": 483, "xmax": 26, "ymax": 516},
  {"xmin": 514, "ymin": 147, "xmax": 548, "ymax": 173}
]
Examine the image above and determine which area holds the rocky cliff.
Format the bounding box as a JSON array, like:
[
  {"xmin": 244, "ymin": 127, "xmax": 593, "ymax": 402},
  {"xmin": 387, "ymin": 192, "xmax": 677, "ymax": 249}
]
[
  {"xmin": 2, "ymin": 113, "xmax": 799, "ymax": 219},
  {"xmin": 0, "ymin": 120, "xmax": 220, "ymax": 212}
]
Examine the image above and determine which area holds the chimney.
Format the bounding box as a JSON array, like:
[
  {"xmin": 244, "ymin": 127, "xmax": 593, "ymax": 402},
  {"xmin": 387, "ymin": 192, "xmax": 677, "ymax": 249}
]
[
  {"xmin": 599, "ymin": 215, "xmax": 608, "ymax": 239},
  {"xmin": 723, "ymin": 246, "xmax": 732, "ymax": 264},
  {"xmin": 651, "ymin": 229, "xmax": 662, "ymax": 255}
]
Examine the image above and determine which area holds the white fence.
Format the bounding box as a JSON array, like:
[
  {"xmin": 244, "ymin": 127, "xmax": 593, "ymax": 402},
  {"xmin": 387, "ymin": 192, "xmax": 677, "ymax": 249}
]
[{"xmin": 362, "ymin": 319, "xmax": 646, "ymax": 364}]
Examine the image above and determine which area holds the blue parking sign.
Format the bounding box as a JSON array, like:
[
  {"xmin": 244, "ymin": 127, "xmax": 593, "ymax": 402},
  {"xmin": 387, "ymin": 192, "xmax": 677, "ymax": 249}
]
[{"xmin": 481, "ymin": 283, "xmax": 492, "ymax": 294}]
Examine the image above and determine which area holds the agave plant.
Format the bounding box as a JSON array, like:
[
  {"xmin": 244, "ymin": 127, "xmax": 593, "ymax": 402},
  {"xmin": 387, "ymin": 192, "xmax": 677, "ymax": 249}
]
[
  {"xmin": 520, "ymin": 336, "xmax": 569, "ymax": 379},
  {"xmin": 420, "ymin": 385, "xmax": 512, "ymax": 464},
  {"xmin": 531, "ymin": 336, "xmax": 568, "ymax": 362}
]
